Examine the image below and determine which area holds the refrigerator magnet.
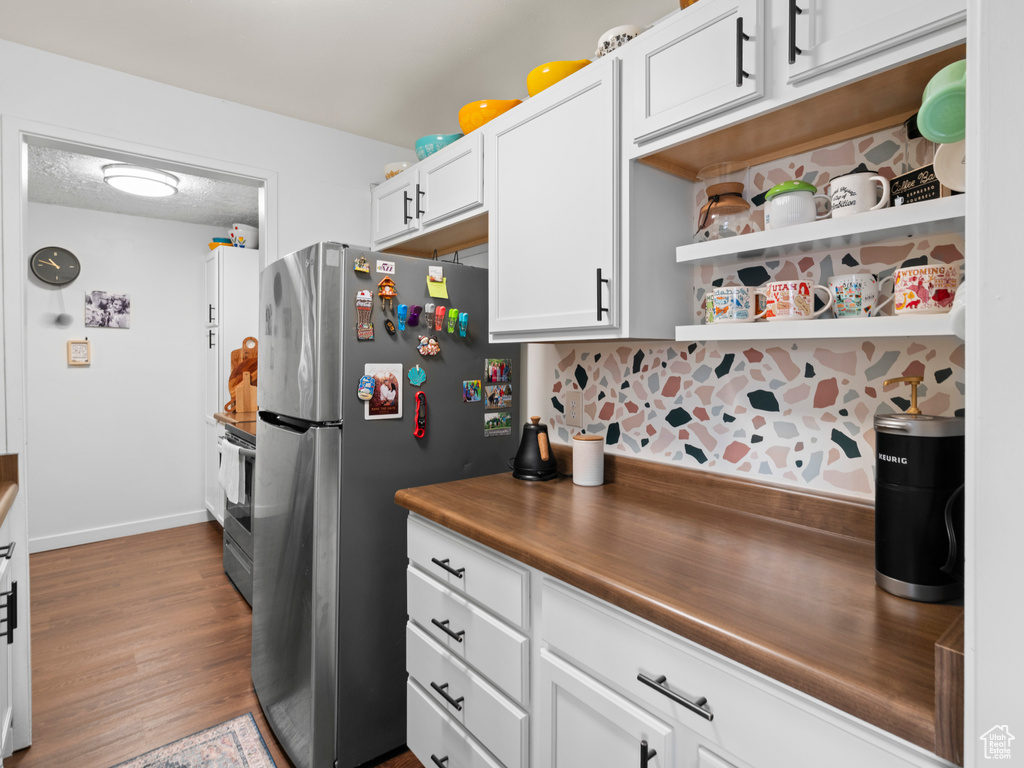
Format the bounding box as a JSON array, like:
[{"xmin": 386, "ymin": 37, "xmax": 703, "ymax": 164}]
[
  {"xmin": 485, "ymin": 358, "xmax": 512, "ymax": 383},
  {"xmin": 357, "ymin": 375, "xmax": 375, "ymax": 401},
  {"xmin": 408, "ymin": 365, "xmax": 427, "ymax": 386},
  {"xmin": 485, "ymin": 384, "xmax": 512, "ymax": 410},
  {"xmin": 484, "ymin": 411, "xmax": 512, "ymax": 438},
  {"xmin": 463, "ymin": 380, "xmax": 482, "ymax": 403},
  {"xmin": 353, "ymin": 254, "xmax": 370, "ymax": 274},
  {"xmin": 364, "ymin": 363, "xmax": 403, "ymax": 420}
]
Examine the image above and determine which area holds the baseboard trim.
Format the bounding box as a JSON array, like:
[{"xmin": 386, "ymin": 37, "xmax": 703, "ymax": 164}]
[{"xmin": 29, "ymin": 509, "xmax": 214, "ymax": 553}]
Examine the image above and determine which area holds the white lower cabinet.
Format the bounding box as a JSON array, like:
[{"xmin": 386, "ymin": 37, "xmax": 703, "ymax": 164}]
[
  {"xmin": 204, "ymin": 419, "xmax": 225, "ymax": 523},
  {"xmin": 538, "ymin": 648, "xmax": 674, "ymax": 768},
  {"xmin": 406, "ymin": 515, "xmax": 951, "ymax": 768},
  {"xmin": 407, "ymin": 516, "xmax": 531, "ymax": 768}
]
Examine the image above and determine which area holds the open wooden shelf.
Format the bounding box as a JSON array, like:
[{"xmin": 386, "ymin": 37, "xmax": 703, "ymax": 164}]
[
  {"xmin": 639, "ymin": 44, "xmax": 966, "ymax": 182},
  {"xmin": 677, "ymin": 195, "xmax": 965, "ymax": 266},
  {"xmin": 382, "ymin": 212, "xmax": 488, "ymax": 259},
  {"xmin": 676, "ymin": 313, "xmax": 955, "ymax": 343}
]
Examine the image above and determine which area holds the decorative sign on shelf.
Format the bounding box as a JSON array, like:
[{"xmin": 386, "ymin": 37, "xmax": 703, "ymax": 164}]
[{"xmin": 891, "ymin": 165, "xmax": 945, "ymax": 206}]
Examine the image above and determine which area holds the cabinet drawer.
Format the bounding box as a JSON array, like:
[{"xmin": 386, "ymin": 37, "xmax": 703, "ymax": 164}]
[
  {"xmin": 409, "ymin": 515, "xmax": 529, "ymax": 628},
  {"xmin": 542, "ymin": 581, "xmax": 931, "ymax": 768},
  {"xmin": 407, "ymin": 621, "xmax": 528, "ymax": 768},
  {"xmin": 409, "ymin": 565, "xmax": 528, "ymax": 704},
  {"xmin": 408, "ymin": 678, "xmax": 504, "ymax": 768}
]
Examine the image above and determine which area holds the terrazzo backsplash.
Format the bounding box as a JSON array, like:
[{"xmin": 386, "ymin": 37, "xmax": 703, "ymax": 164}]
[
  {"xmin": 543, "ymin": 124, "xmax": 965, "ymax": 501},
  {"xmin": 548, "ymin": 337, "xmax": 964, "ymax": 500}
]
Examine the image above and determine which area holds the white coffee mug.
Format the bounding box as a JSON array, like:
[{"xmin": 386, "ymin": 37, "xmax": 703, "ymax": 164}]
[
  {"xmin": 828, "ymin": 274, "xmax": 894, "ymax": 318},
  {"xmin": 764, "ymin": 280, "xmax": 833, "ymax": 321},
  {"xmin": 709, "ymin": 286, "xmax": 768, "ymax": 324},
  {"xmin": 827, "ymin": 172, "xmax": 890, "ymax": 217},
  {"xmin": 894, "ymin": 264, "xmax": 960, "ymax": 315}
]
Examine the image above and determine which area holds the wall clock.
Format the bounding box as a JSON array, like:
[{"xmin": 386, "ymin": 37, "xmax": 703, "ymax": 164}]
[{"xmin": 30, "ymin": 246, "xmax": 80, "ymax": 285}]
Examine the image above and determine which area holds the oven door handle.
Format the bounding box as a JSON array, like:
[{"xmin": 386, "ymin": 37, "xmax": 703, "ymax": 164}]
[{"xmin": 219, "ymin": 437, "xmax": 256, "ymax": 458}]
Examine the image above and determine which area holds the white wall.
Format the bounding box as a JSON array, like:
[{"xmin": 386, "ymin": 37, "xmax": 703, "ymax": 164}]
[{"xmin": 25, "ymin": 204, "xmax": 219, "ymax": 549}]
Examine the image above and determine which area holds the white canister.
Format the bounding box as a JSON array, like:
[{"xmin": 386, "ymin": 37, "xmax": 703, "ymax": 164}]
[
  {"xmin": 572, "ymin": 434, "xmax": 605, "ymax": 486},
  {"xmin": 763, "ymin": 180, "xmax": 830, "ymax": 230}
]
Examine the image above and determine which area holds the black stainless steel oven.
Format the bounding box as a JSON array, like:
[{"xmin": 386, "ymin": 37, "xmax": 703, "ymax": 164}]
[{"xmin": 222, "ymin": 424, "xmax": 255, "ymax": 606}]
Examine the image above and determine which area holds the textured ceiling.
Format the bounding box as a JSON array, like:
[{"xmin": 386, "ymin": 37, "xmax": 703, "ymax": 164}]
[
  {"xmin": 27, "ymin": 144, "xmax": 259, "ymax": 229},
  {"xmin": 0, "ymin": 0, "xmax": 673, "ymax": 150}
]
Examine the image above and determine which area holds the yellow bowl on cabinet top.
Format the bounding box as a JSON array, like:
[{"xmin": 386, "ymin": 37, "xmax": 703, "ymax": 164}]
[
  {"xmin": 527, "ymin": 60, "xmax": 590, "ymax": 97},
  {"xmin": 458, "ymin": 99, "xmax": 523, "ymax": 134}
]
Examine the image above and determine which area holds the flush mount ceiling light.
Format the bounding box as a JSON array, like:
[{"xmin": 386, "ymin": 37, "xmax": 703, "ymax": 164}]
[{"xmin": 102, "ymin": 164, "xmax": 179, "ymax": 197}]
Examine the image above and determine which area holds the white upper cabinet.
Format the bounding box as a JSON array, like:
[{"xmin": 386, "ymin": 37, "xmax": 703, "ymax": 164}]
[
  {"xmin": 633, "ymin": 0, "xmax": 764, "ymax": 144},
  {"xmin": 418, "ymin": 132, "xmax": 484, "ymax": 229},
  {"xmin": 370, "ymin": 133, "xmax": 485, "ymax": 251},
  {"xmin": 487, "ymin": 56, "xmax": 620, "ymax": 337},
  {"xmin": 785, "ymin": 0, "xmax": 966, "ymax": 84},
  {"xmin": 371, "ymin": 172, "xmax": 418, "ymax": 246}
]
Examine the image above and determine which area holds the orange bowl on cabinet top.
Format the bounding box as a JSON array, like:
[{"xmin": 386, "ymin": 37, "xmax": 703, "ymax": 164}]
[
  {"xmin": 458, "ymin": 99, "xmax": 522, "ymax": 134},
  {"xmin": 527, "ymin": 60, "xmax": 590, "ymax": 97}
]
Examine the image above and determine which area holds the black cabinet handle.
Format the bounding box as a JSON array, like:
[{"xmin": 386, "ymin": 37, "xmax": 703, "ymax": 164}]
[
  {"xmin": 431, "ymin": 557, "xmax": 465, "ymax": 579},
  {"xmin": 637, "ymin": 672, "xmax": 713, "ymax": 721},
  {"xmin": 596, "ymin": 269, "xmax": 610, "ymax": 321},
  {"xmin": 430, "ymin": 681, "xmax": 465, "ymax": 711},
  {"xmin": 416, "ymin": 184, "xmax": 426, "ymax": 218},
  {"xmin": 735, "ymin": 17, "xmax": 751, "ymax": 87},
  {"xmin": 788, "ymin": 0, "xmax": 804, "ymax": 64},
  {"xmin": 0, "ymin": 581, "xmax": 17, "ymax": 645},
  {"xmin": 430, "ymin": 756, "xmax": 448, "ymax": 768},
  {"xmin": 641, "ymin": 739, "xmax": 658, "ymax": 768},
  {"xmin": 0, "ymin": 541, "xmax": 14, "ymax": 560},
  {"xmin": 431, "ymin": 618, "xmax": 465, "ymax": 643},
  {"xmin": 403, "ymin": 191, "xmax": 413, "ymax": 224},
  {"xmin": 208, "ymin": 329, "xmax": 216, "ymax": 349},
  {"xmin": 208, "ymin": 304, "xmax": 215, "ymax": 324}
]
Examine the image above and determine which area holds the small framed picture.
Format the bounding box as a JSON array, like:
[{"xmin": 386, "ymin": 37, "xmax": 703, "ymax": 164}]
[
  {"xmin": 85, "ymin": 290, "xmax": 131, "ymax": 328},
  {"xmin": 484, "ymin": 411, "xmax": 512, "ymax": 438},
  {"xmin": 67, "ymin": 339, "xmax": 91, "ymax": 366},
  {"xmin": 484, "ymin": 384, "xmax": 513, "ymax": 409},
  {"xmin": 463, "ymin": 380, "xmax": 482, "ymax": 403},
  {"xmin": 485, "ymin": 358, "xmax": 512, "ymax": 384},
  {"xmin": 364, "ymin": 363, "xmax": 403, "ymax": 420}
]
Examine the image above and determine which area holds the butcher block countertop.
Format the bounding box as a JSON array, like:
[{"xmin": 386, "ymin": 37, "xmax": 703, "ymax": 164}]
[{"xmin": 395, "ymin": 446, "xmax": 964, "ymax": 758}]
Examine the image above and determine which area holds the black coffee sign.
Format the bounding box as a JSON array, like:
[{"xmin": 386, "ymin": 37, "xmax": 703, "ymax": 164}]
[{"xmin": 891, "ymin": 165, "xmax": 942, "ymax": 206}]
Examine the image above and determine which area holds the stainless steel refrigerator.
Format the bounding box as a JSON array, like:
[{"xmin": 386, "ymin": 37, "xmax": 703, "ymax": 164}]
[{"xmin": 251, "ymin": 242, "xmax": 519, "ymax": 768}]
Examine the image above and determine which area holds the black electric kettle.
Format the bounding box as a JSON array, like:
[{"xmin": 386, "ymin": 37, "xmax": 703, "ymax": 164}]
[{"xmin": 512, "ymin": 417, "xmax": 559, "ymax": 481}]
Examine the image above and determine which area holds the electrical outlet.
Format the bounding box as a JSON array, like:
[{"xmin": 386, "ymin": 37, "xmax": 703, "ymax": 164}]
[{"xmin": 565, "ymin": 391, "xmax": 582, "ymax": 428}]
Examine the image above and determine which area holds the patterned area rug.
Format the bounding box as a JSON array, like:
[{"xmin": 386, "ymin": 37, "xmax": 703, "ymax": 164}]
[{"xmin": 110, "ymin": 713, "xmax": 276, "ymax": 768}]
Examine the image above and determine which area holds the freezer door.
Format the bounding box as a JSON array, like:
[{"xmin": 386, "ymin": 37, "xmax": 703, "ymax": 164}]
[
  {"xmin": 252, "ymin": 412, "xmax": 341, "ymax": 768},
  {"xmin": 258, "ymin": 242, "xmax": 345, "ymax": 423}
]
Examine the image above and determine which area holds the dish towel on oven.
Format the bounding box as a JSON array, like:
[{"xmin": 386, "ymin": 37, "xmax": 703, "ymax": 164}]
[{"xmin": 218, "ymin": 440, "xmax": 244, "ymax": 505}]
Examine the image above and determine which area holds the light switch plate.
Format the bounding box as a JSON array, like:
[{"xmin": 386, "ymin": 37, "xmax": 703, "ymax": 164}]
[{"xmin": 565, "ymin": 391, "xmax": 582, "ymax": 428}]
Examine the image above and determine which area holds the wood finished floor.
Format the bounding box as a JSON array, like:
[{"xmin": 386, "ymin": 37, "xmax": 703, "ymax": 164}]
[{"xmin": 8, "ymin": 521, "xmax": 422, "ymax": 768}]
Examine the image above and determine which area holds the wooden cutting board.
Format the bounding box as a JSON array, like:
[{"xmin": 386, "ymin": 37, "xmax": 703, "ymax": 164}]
[{"xmin": 224, "ymin": 337, "xmax": 258, "ymax": 412}]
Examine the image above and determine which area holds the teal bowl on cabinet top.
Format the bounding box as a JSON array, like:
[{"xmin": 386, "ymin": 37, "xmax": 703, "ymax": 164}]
[{"xmin": 415, "ymin": 133, "xmax": 463, "ymax": 161}]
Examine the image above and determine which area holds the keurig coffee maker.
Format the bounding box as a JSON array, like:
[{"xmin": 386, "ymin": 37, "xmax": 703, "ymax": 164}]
[{"xmin": 874, "ymin": 376, "xmax": 964, "ymax": 602}]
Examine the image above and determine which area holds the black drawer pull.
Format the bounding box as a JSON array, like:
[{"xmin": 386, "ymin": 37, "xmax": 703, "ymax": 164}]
[
  {"xmin": 430, "ymin": 755, "xmax": 448, "ymax": 767},
  {"xmin": 431, "ymin": 618, "xmax": 465, "ymax": 643},
  {"xmin": 641, "ymin": 739, "xmax": 658, "ymax": 768},
  {"xmin": 596, "ymin": 268, "xmax": 610, "ymax": 320},
  {"xmin": 637, "ymin": 672, "xmax": 713, "ymax": 721},
  {"xmin": 0, "ymin": 541, "xmax": 13, "ymax": 560},
  {"xmin": 735, "ymin": 17, "xmax": 751, "ymax": 87},
  {"xmin": 788, "ymin": 0, "xmax": 804, "ymax": 64},
  {"xmin": 0, "ymin": 581, "xmax": 17, "ymax": 645},
  {"xmin": 431, "ymin": 557, "xmax": 465, "ymax": 579},
  {"xmin": 208, "ymin": 329, "xmax": 216, "ymax": 349},
  {"xmin": 403, "ymin": 191, "xmax": 413, "ymax": 224},
  {"xmin": 430, "ymin": 681, "xmax": 465, "ymax": 711}
]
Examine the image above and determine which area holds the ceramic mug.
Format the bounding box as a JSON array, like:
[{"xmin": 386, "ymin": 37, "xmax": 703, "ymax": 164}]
[
  {"xmin": 708, "ymin": 286, "xmax": 768, "ymax": 324},
  {"xmin": 827, "ymin": 172, "xmax": 890, "ymax": 217},
  {"xmin": 764, "ymin": 187, "xmax": 831, "ymax": 230},
  {"xmin": 764, "ymin": 280, "xmax": 833, "ymax": 321},
  {"xmin": 894, "ymin": 264, "xmax": 960, "ymax": 315},
  {"xmin": 828, "ymin": 274, "xmax": 894, "ymax": 318}
]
